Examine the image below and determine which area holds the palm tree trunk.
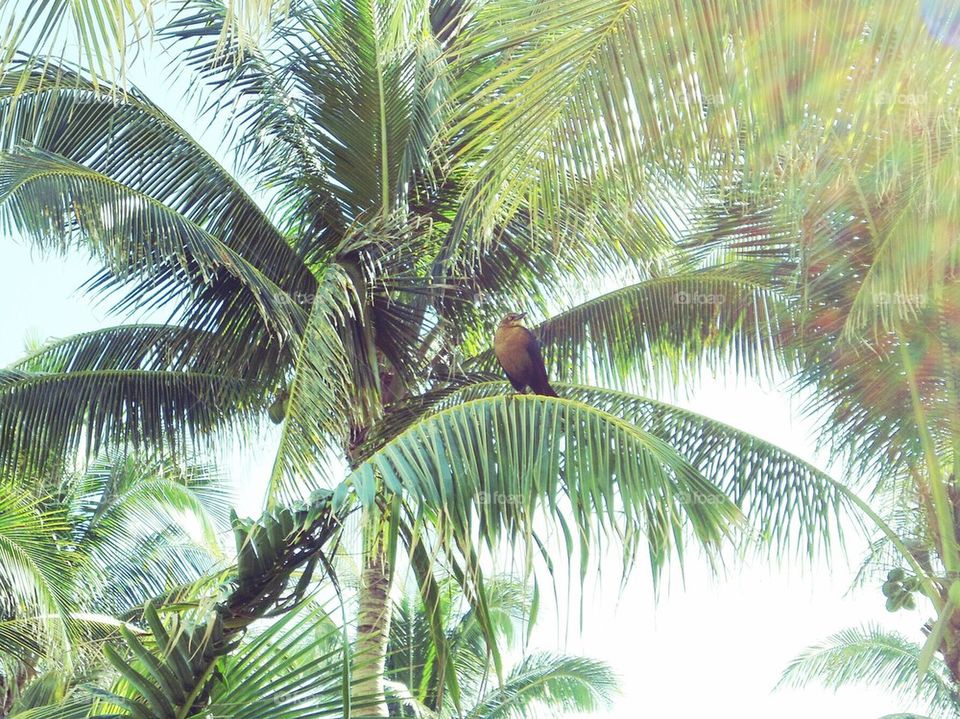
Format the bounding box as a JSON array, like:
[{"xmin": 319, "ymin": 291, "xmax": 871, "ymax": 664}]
[{"xmin": 353, "ymin": 512, "xmax": 393, "ymax": 717}]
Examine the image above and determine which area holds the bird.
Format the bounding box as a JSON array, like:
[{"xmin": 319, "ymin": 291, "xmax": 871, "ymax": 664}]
[{"xmin": 493, "ymin": 312, "xmax": 558, "ymax": 397}]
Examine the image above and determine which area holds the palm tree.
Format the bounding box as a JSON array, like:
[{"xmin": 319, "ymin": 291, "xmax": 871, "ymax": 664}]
[
  {"xmin": 0, "ymin": 453, "xmax": 228, "ymax": 716},
  {"xmin": 780, "ymin": 624, "xmax": 959, "ymax": 719},
  {"xmin": 680, "ymin": 70, "xmax": 960, "ymax": 701},
  {"xmin": 419, "ymin": 0, "xmax": 960, "ymax": 699},
  {"xmin": 0, "ymin": 0, "xmax": 878, "ymax": 716},
  {"xmin": 420, "ymin": 0, "xmax": 960, "ymax": 706},
  {"xmin": 385, "ymin": 577, "xmax": 617, "ymax": 719},
  {"xmin": 0, "ymin": 0, "xmax": 292, "ymax": 88}
]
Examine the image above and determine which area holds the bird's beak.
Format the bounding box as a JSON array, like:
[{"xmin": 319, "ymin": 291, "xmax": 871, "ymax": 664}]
[{"xmin": 518, "ymin": 312, "xmax": 527, "ymax": 319}]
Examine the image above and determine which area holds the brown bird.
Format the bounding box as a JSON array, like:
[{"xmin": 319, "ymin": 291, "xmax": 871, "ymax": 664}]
[{"xmin": 493, "ymin": 312, "xmax": 557, "ymax": 397}]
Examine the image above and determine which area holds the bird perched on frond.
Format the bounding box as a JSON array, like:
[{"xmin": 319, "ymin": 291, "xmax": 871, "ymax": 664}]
[{"xmin": 493, "ymin": 312, "xmax": 557, "ymax": 397}]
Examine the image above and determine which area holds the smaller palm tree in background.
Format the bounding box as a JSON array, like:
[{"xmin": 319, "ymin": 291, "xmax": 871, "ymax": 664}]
[
  {"xmin": 0, "ymin": 454, "xmax": 228, "ymax": 716},
  {"xmin": 385, "ymin": 577, "xmax": 618, "ymax": 719},
  {"xmin": 780, "ymin": 624, "xmax": 959, "ymax": 719},
  {"xmin": 775, "ymin": 470, "xmax": 960, "ymax": 719}
]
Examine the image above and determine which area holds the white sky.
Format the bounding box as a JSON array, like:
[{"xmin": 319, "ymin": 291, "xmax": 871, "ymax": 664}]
[{"xmin": 0, "ymin": 40, "xmax": 937, "ymax": 719}]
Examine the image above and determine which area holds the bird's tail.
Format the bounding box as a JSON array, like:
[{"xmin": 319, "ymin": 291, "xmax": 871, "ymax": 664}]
[{"xmin": 537, "ymin": 383, "xmax": 558, "ymax": 398}]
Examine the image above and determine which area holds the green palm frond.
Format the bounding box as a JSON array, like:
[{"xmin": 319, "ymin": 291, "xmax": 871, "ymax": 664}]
[
  {"xmin": 0, "ymin": 0, "xmax": 151, "ymax": 88},
  {"xmin": 288, "ymin": 0, "xmax": 443, "ymax": 216},
  {"xmin": 65, "ymin": 454, "xmax": 230, "ymax": 613},
  {"xmin": 798, "ymin": 134, "xmax": 960, "ymax": 340},
  {"xmin": 6, "ymin": 670, "xmax": 71, "ymax": 715},
  {"xmin": 89, "ymin": 531, "xmax": 223, "ymax": 616},
  {"xmin": 0, "ymin": 147, "xmax": 303, "ymax": 341},
  {"xmin": 6, "ymin": 697, "xmax": 93, "ymax": 719},
  {"xmin": 556, "ymin": 383, "xmax": 852, "ymax": 559},
  {"xmin": 0, "ymin": 619, "xmax": 43, "ymax": 666},
  {"xmin": 0, "ymin": 453, "xmax": 234, "ymax": 709},
  {"xmin": 779, "ymin": 624, "xmax": 959, "ymax": 719},
  {"xmin": 73, "ymin": 454, "xmax": 230, "ymax": 538},
  {"xmin": 208, "ymin": 599, "xmax": 360, "ymax": 719},
  {"xmin": 13, "ymin": 324, "xmax": 278, "ymax": 387},
  {"xmin": 449, "ymin": 1, "xmax": 960, "ymax": 248},
  {"xmin": 369, "ymin": 380, "xmax": 851, "ymax": 561},
  {"xmin": 680, "ymin": 130, "xmax": 960, "ymax": 486},
  {"xmin": 788, "ymin": 275, "xmax": 956, "ymax": 482},
  {"xmin": 160, "ymin": 1, "xmax": 340, "ymax": 203},
  {"xmin": 465, "ymin": 269, "xmax": 791, "ymax": 391},
  {"xmin": 1, "ymin": 325, "xmax": 277, "ymax": 479},
  {"xmin": 446, "ymin": 0, "xmax": 703, "ymax": 242},
  {"xmin": 165, "ymin": 0, "xmax": 445, "ymax": 221},
  {"xmin": 0, "ymin": 363, "xmax": 260, "ymax": 476},
  {"xmin": 426, "ymin": 201, "xmax": 678, "ymax": 362},
  {"xmin": 267, "ymin": 266, "xmax": 356, "ymax": 505},
  {"xmin": 387, "ymin": 576, "xmax": 530, "ymax": 709},
  {"xmin": 0, "ymin": 60, "xmax": 308, "ymax": 286},
  {"xmin": 0, "ymin": 58, "xmax": 317, "ymax": 362},
  {"xmin": 0, "ymin": 483, "xmax": 74, "ymax": 651},
  {"xmin": 348, "ymin": 394, "xmax": 741, "ymax": 582},
  {"xmin": 80, "ymin": 492, "xmax": 344, "ymax": 719},
  {"xmin": 0, "ymin": 0, "xmax": 296, "ymax": 91},
  {"xmin": 384, "ymin": 574, "xmax": 618, "ymax": 719},
  {"xmin": 465, "ymin": 653, "xmax": 618, "ymax": 719}
]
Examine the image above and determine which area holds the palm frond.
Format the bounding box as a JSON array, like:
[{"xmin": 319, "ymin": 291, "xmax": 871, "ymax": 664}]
[
  {"xmin": 0, "ymin": 484, "xmax": 74, "ymax": 650},
  {"xmin": 369, "ymin": 380, "xmax": 851, "ymax": 561},
  {"xmin": 5, "ymin": 697, "xmax": 93, "ymax": 719},
  {"xmin": 558, "ymin": 384, "xmax": 853, "ymax": 559},
  {"xmin": 0, "ymin": 0, "xmax": 150, "ymax": 89},
  {"xmin": 449, "ymin": 1, "xmax": 960, "ymax": 252},
  {"xmin": 208, "ymin": 598, "xmax": 363, "ymax": 719},
  {"xmin": 0, "ymin": 58, "xmax": 308, "ymax": 286},
  {"xmin": 779, "ymin": 624, "xmax": 959, "ymax": 718},
  {"xmin": 456, "ymin": 269, "xmax": 790, "ymax": 398},
  {"xmin": 387, "ymin": 576, "xmax": 529, "ymax": 709},
  {"xmin": 0, "ymin": 362, "xmax": 261, "ymax": 476},
  {"xmin": 347, "ymin": 394, "xmax": 741, "ymax": 583},
  {"xmin": 83, "ymin": 492, "xmax": 344, "ymax": 719},
  {"xmin": 426, "ymin": 201, "xmax": 678, "ymax": 363},
  {"xmin": 0, "ymin": 322, "xmax": 282, "ymax": 476},
  {"xmin": 466, "ymin": 653, "xmax": 618, "ymax": 719},
  {"xmin": 0, "ymin": 147, "xmax": 303, "ymax": 341},
  {"xmin": 0, "ymin": 0, "xmax": 291, "ymax": 91},
  {"xmin": 0, "ymin": 57, "xmax": 318, "ymax": 366},
  {"xmin": 267, "ymin": 266, "xmax": 356, "ymax": 505},
  {"xmin": 0, "ymin": 619, "xmax": 43, "ymax": 667},
  {"xmin": 164, "ymin": 0, "xmax": 446, "ymax": 222},
  {"xmin": 65, "ymin": 454, "xmax": 230, "ymax": 613},
  {"xmin": 15, "ymin": 322, "xmax": 284, "ymax": 396}
]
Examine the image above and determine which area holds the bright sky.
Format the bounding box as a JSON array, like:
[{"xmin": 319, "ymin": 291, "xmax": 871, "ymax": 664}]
[{"xmin": 0, "ymin": 41, "xmax": 936, "ymax": 719}]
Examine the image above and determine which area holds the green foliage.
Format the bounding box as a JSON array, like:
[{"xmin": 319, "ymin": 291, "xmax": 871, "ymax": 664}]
[
  {"xmin": 349, "ymin": 393, "xmax": 739, "ymax": 582},
  {"xmin": 0, "ymin": 484, "xmax": 74, "ymax": 648},
  {"xmin": 0, "ymin": 454, "xmax": 232, "ymax": 714},
  {"xmin": 386, "ymin": 577, "xmax": 618, "ymax": 719},
  {"xmin": 6, "ymin": 1, "xmax": 940, "ymax": 715},
  {"xmin": 363, "ymin": 380, "xmax": 854, "ymax": 561},
  {"xmin": 780, "ymin": 624, "xmax": 959, "ymax": 719},
  {"xmin": 62, "ymin": 490, "xmax": 347, "ymax": 719}
]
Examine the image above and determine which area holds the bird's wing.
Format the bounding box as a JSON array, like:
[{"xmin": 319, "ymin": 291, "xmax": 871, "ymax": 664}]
[
  {"xmin": 524, "ymin": 329, "xmax": 556, "ymax": 396},
  {"xmin": 495, "ymin": 326, "xmax": 533, "ymax": 391},
  {"xmin": 504, "ymin": 372, "xmax": 527, "ymax": 393}
]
